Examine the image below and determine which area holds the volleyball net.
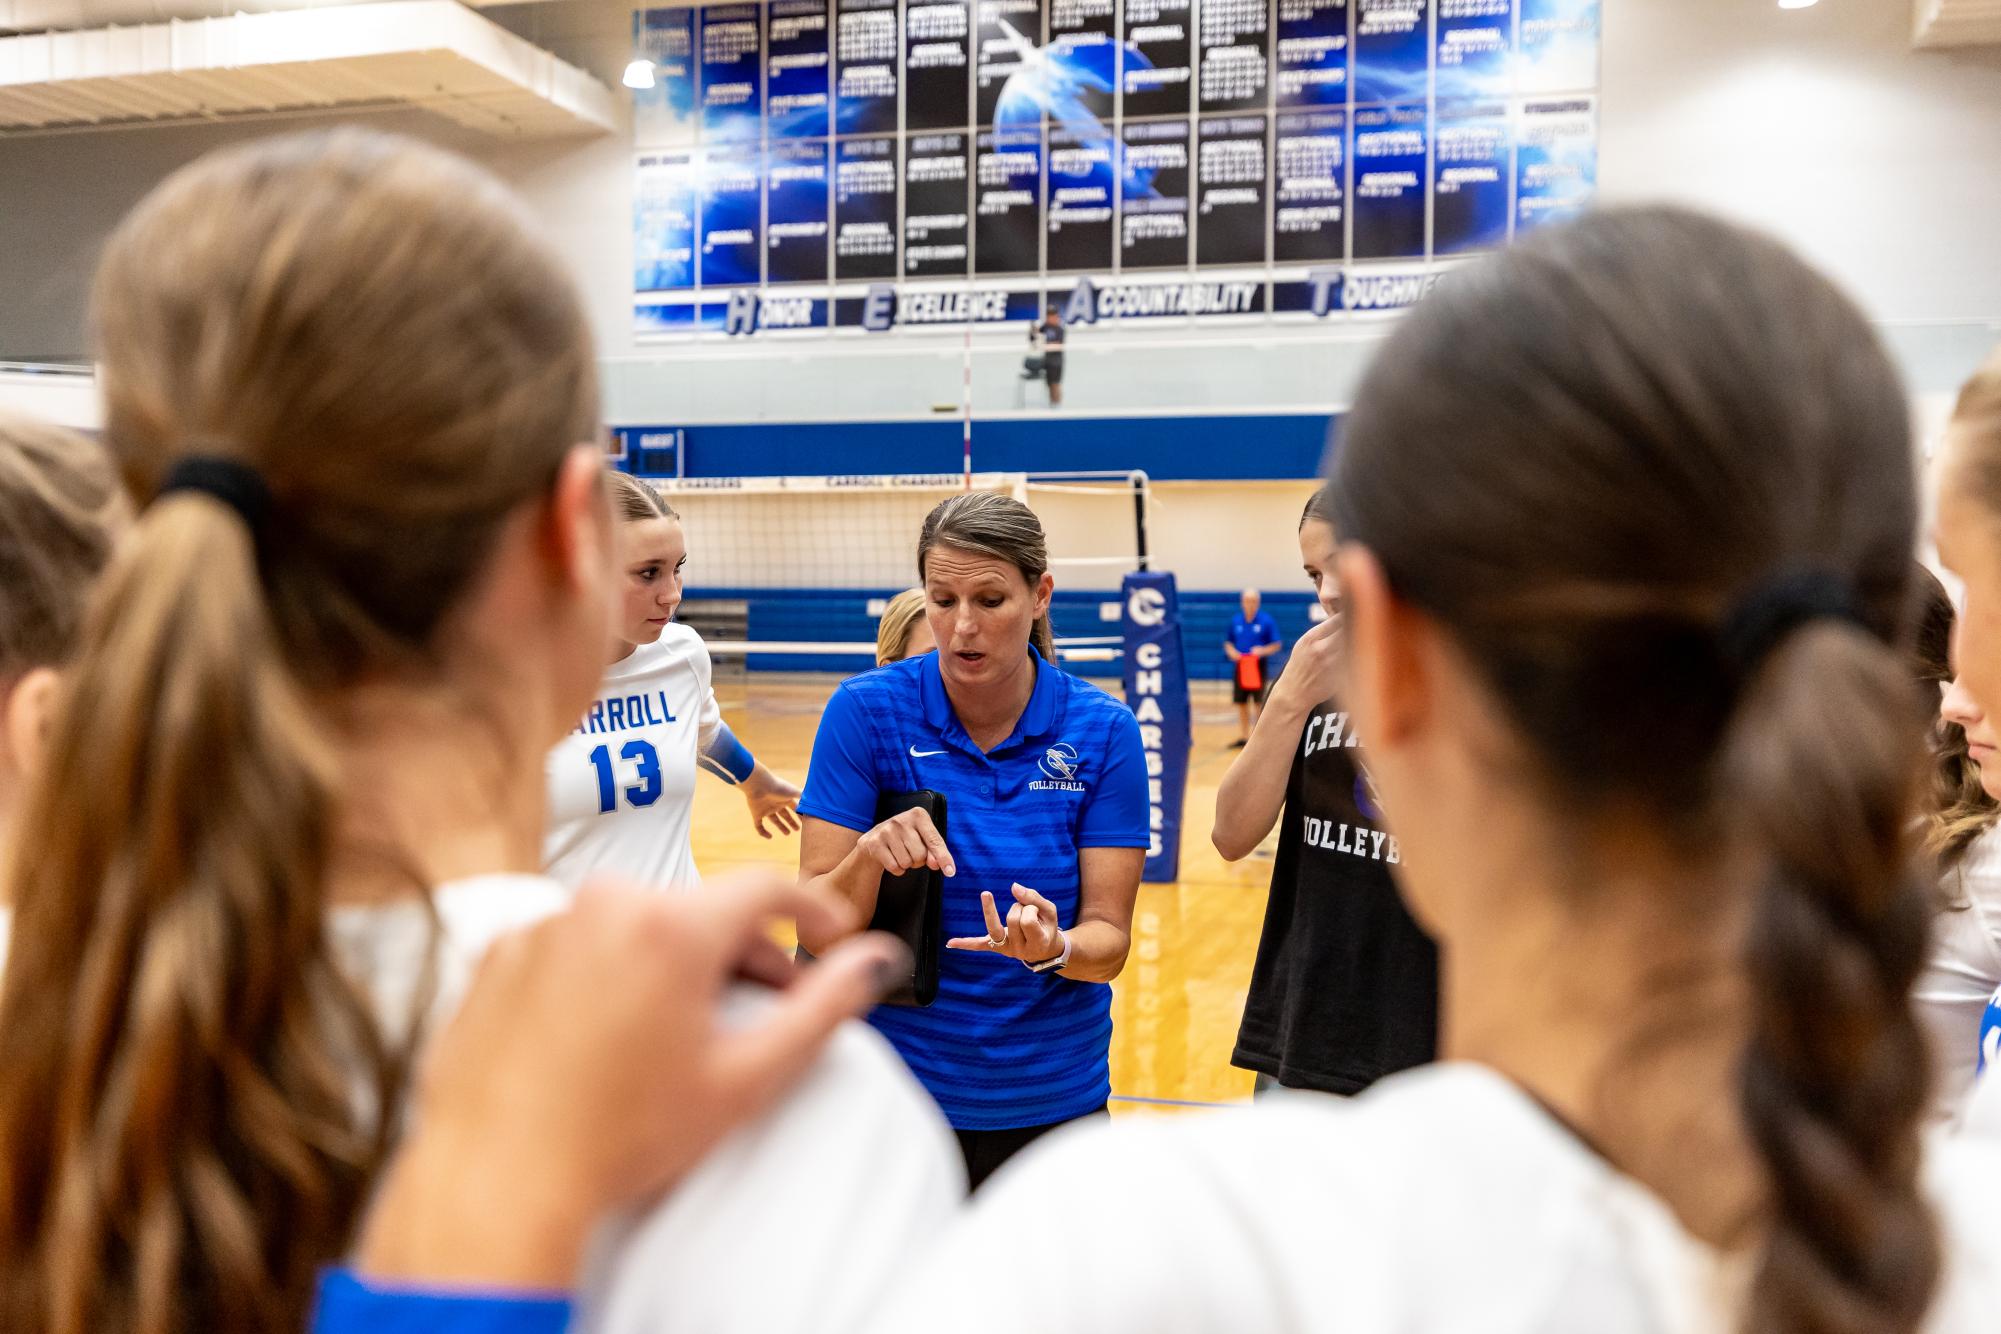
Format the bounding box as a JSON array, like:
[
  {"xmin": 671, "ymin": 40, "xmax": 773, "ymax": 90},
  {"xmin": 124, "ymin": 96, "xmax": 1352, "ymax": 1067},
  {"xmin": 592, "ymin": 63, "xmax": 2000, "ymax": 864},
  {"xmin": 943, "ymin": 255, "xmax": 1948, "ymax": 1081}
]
[{"xmin": 655, "ymin": 470, "xmax": 1153, "ymax": 674}]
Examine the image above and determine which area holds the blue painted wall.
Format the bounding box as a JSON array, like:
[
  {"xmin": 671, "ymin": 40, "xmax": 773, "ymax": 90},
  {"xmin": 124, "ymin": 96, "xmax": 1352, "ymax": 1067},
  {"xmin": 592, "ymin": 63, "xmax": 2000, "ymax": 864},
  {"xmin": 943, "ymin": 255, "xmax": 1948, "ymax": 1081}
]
[
  {"xmin": 695, "ymin": 586, "xmax": 1318, "ymax": 678},
  {"xmin": 629, "ymin": 411, "xmax": 1340, "ymax": 483}
]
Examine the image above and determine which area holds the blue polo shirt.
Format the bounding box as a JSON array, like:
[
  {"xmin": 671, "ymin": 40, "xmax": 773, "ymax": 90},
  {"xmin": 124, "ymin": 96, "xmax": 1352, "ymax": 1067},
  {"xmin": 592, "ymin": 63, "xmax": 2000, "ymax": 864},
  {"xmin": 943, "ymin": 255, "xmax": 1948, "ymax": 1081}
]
[
  {"xmin": 799, "ymin": 647, "xmax": 1149, "ymax": 1130},
  {"xmin": 1227, "ymin": 610, "xmax": 1280, "ymax": 657}
]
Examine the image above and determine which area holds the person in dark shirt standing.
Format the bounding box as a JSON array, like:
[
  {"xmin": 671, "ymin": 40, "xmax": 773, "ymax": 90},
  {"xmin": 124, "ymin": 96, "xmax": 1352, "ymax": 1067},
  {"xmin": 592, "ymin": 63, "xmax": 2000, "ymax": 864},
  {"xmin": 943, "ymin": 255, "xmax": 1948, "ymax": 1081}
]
[
  {"xmin": 1212, "ymin": 485, "xmax": 1438, "ymax": 1095},
  {"xmin": 1029, "ymin": 306, "xmax": 1066, "ymax": 407}
]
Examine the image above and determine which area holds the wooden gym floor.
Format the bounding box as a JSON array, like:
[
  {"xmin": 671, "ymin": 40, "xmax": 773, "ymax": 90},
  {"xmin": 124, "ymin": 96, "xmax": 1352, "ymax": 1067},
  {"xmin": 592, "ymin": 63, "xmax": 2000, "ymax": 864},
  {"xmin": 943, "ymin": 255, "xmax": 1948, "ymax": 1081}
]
[{"xmin": 692, "ymin": 673, "xmax": 1272, "ymax": 1114}]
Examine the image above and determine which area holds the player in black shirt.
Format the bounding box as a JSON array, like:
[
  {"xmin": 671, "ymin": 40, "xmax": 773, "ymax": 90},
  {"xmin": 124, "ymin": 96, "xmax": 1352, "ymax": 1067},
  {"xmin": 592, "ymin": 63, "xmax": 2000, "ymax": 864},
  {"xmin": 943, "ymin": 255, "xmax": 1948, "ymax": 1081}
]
[{"xmin": 1212, "ymin": 485, "xmax": 1439, "ymax": 1094}]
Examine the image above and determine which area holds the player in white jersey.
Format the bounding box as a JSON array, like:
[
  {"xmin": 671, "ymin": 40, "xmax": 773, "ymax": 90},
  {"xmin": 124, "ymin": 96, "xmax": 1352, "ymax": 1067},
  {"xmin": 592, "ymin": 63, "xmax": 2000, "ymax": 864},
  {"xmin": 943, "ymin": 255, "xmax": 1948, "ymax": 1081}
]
[
  {"xmin": 1909, "ymin": 566, "xmax": 2001, "ymax": 1127},
  {"xmin": 1933, "ymin": 345, "xmax": 2001, "ymax": 1136},
  {"xmin": 543, "ymin": 472, "xmax": 800, "ymax": 891}
]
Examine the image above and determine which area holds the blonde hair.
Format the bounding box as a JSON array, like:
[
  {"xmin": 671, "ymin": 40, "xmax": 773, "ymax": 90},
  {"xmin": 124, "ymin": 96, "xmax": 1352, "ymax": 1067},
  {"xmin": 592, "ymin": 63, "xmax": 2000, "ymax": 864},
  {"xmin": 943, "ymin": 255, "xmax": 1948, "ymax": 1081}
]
[
  {"xmin": 608, "ymin": 469, "xmax": 677, "ymax": 523},
  {"xmin": 876, "ymin": 588, "xmax": 929, "ymax": 666},
  {"xmin": 917, "ymin": 491, "xmax": 1056, "ymax": 661},
  {"xmin": 0, "ymin": 413, "xmax": 126, "ymax": 681},
  {"xmin": 0, "ymin": 129, "xmax": 598, "ymax": 1334}
]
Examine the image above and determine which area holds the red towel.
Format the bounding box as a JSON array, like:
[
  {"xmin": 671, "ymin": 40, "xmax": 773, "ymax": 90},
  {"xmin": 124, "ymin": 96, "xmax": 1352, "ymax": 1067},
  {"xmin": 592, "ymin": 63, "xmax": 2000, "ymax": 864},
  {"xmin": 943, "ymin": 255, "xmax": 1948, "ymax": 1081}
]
[{"xmin": 1237, "ymin": 654, "xmax": 1264, "ymax": 692}]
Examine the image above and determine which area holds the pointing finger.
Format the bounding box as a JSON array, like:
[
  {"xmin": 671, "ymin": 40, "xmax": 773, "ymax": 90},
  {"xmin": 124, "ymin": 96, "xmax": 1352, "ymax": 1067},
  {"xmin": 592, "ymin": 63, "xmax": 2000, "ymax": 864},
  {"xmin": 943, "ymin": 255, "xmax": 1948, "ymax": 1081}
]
[{"xmin": 917, "ymin": 817, "xmax": 956, "ymax": 878}]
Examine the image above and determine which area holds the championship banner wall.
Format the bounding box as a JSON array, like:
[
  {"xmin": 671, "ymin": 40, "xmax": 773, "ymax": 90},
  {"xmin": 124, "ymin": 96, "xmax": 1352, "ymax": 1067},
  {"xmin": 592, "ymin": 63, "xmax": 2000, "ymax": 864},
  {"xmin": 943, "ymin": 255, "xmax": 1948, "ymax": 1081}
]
[
  {"xmin": 1120, "ymin": 571, "xmax": 1192, "ymax": 884},
  {"xmin": 632, "ymin": 0, "xmax": 1599, "ymax": 338}
]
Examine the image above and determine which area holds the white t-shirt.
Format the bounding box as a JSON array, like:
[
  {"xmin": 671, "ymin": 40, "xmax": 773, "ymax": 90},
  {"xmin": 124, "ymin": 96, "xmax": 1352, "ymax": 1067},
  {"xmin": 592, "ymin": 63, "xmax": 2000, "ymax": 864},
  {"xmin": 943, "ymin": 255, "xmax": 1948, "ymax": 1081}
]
[
  {"xmin": 0, "ymin": 874, "xmax": 568, "ymax": 1131},
  {"xmin": 0, "ymin": 873, "xmax": 965, "ymax": 1334},
  {"xmin": 852, "ymin": 1063, "xmax": 2001, "ymax": 1334},
  {"xmin": 1918, "ymin": 826, "xmax": 2001, "ymax": 1127},
  {"xmin": 580, "ymin": 993, "xmax": 965, "ymax": 1334},
  {"xmin": 1970, "ymin": 1058, "xmax": 2001, "ymax": 1138},
  {"xmin": 544, "ymin": 627, "xmax": 724, "ymax": 893}
]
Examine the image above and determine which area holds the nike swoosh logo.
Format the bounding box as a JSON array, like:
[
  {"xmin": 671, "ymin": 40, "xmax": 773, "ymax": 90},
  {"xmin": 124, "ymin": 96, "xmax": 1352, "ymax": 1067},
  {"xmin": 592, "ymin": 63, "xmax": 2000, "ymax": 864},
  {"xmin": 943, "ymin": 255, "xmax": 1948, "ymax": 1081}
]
[{"xmin": 909, "ymin": 746, "xmax": 947, "ymax": 758}]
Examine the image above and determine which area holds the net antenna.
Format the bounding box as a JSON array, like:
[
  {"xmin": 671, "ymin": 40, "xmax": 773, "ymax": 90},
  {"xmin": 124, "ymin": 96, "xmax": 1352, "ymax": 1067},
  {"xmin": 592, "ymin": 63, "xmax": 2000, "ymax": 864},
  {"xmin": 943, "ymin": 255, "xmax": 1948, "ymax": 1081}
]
[{"xmin": 651, "ymin": 470, "xmax": 1152, "ymax": 672}]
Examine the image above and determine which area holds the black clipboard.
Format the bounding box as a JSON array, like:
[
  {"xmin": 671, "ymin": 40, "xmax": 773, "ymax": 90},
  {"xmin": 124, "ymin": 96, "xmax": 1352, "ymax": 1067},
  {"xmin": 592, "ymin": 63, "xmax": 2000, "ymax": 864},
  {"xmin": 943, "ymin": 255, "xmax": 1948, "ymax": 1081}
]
[{"xmin": 865, "ymin": 789, "xmax": 946, "ymax": 1007}]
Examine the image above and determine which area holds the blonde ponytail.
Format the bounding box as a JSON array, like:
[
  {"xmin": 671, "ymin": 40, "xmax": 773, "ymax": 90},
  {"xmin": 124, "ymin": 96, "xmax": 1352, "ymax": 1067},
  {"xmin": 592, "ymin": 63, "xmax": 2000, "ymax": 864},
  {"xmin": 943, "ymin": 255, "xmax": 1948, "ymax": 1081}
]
[{"xmin": 0, "ymin": 128, "xmax": 599, "ymax": 1334}]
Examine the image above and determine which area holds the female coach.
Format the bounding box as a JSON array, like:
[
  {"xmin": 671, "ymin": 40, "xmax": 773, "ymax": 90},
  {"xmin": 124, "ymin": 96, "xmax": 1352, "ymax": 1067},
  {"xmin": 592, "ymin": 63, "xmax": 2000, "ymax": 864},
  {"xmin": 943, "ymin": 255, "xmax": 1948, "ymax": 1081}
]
[{"xmin": 796, "ymin": 491, "xmax": 1149, "ymax": 1188}]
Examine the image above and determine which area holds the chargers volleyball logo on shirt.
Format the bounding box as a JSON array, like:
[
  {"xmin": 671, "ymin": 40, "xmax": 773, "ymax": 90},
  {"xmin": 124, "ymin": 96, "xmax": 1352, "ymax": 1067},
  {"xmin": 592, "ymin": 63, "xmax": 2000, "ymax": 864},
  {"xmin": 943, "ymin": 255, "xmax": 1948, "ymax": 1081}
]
[
  {"xmin": 1354, "ymin": 764, "xmax": 1385, "ymax": 823},
  {"xmin": 1032, "ymin": 743, "xmax": 1086, "ymax": 792}
]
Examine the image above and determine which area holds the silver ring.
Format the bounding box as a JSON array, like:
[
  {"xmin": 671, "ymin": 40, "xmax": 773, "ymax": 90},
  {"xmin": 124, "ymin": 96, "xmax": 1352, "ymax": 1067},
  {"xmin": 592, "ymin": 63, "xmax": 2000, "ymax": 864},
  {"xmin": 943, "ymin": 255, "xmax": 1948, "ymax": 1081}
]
[{"xmin": 987, "ymin": 934, "xmax": 1007, "ymax": 948}]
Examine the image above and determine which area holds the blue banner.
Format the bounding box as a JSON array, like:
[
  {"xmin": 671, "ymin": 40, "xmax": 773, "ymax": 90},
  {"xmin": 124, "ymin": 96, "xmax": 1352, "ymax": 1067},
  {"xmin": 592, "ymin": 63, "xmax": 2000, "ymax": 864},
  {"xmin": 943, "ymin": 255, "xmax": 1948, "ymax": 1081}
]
[
  {"xmin": 975, "ymin": 126, "xmax": 1045, "ymax": 274},
  {"xmin": 1121, "ymin": 571, "xmax": 1192, "ymax": 883},
  {"xmin": 701, "ymin": 4, "xmax": 764, "ymax": 142},
  {"xmin": 1276, "ymin": 0, "xmax": 1348, "ymax": 109},
  {"xmin": 834, "ymin": 0, "xmax": 900, "ymax": 132},
  {"xmin": 1515, "ymin": 96, "xmax": 1595, "ymax": 235},
  {"xmin": 768, "ymin": 0, "xmax": 832, "ymax": 137},
  {"xmin": 1434, "ymin": 0, "xmax": 1511, "ymax": 101},
  {"xmin": 633, "ymin": 8, "xmax": 698, "ymax": 147},
  {"xmin": 1518, "ymin": 0, "xmax": 1599, "ymax": 94},
  {"xmin": 1274, "ymin": 109, "xmax": 1345, "ymax": 263},
  {"xmin": 1353, "ymin": 0, "xmax": 1429, "ymax": 107},
  {"xmin": 1196, "ymin": 0, "xmax": 1270, "ymax": 113},
  {"xmin": 1433, "ymin": 101, "xmax": 1508, "ymax": 254},
  {"xmin": 1120, "ymin": 0, "xmax": 1193, "ymax": 119},
  {"xmin": 1351, "ymin": 103, "xmax": 1428, "ymax": 259},
  {"xmin": 1047, "ymin": 123, "xmax": 1116, "ymax": 272},
  {"xmin": 834, "ymin": 135, "xmax": 900, "ymax": 279},
  {"xmin": 832, "ymin": 284, "xmax": 1043, "ymax": 328},
  {"xmin": 636, "ymin": 299, "xmax": 728, "ymax": 335},
  {"xmin": 767, "ymin": 139, "xmax": 832, "ymax": 283},
  {"xmin": 700, "ymin": 148, "xmax": 765, "ymax": 286},
  {"xmin": 1118, "ymin": 117, "xmax": 1192, "ymax": 270},
  {"xmin": 635, "ymin": 153, "xmax": 698, "ymax": 292},
  {"xmin": 1064, "ymin": 275, "xmax": 1265, "ymax": 323}
]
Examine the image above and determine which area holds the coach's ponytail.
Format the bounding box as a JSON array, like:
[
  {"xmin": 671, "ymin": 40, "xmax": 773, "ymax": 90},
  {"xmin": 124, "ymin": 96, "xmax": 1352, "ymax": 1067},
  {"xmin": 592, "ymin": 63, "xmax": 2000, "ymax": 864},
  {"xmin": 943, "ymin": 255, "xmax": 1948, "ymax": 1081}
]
[
  {"xmin": 0, "ymin": 128, "xmax": 600, "ymax": 1334},
  {"xmin": 1723, "ymin": 623, "xmax": 1939, "ymax": 1334}
]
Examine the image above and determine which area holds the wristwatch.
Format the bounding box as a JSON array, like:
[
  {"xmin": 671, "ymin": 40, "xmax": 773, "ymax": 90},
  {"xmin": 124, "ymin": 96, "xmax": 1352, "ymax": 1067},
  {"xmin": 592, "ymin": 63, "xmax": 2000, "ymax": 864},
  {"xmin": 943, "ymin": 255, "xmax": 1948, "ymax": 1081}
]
[{"xmin": 1025, "ymin": 932, "xmax": 1071, "ymax": 974}]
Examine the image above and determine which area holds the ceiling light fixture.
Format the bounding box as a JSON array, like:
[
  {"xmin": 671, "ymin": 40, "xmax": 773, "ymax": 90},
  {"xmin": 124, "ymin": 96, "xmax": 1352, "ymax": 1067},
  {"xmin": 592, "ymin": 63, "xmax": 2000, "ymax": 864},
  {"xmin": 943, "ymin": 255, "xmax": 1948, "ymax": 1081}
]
[{"xmin": 623, "ymin": 58, "xmax": 656, "ymax": 90}]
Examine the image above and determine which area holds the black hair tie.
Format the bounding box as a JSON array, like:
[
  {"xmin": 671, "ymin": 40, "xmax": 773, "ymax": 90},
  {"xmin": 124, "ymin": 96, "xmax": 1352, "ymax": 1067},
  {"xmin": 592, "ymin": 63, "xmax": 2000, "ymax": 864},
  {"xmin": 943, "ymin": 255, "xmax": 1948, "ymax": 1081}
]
[
  {"xmin": 1718, "ymin": 569, "xmax": 1868, "ymax": 681},
  {"xmin": 157, "ymin": 455, "xmax": 273, "ymax": 538}
]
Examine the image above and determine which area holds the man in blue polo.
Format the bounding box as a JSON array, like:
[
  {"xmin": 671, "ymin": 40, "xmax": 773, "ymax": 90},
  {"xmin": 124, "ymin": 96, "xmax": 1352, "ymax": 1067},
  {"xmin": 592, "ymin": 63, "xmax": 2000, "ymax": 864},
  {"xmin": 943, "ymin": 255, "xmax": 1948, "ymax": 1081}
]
[
  {"xmin": 794, "ymin": 625, "xmax": 1148, "ymax": 1190},
  {"xmin": 1225, "ymin": 587, "xmax": 1283, "ymax": 748}
]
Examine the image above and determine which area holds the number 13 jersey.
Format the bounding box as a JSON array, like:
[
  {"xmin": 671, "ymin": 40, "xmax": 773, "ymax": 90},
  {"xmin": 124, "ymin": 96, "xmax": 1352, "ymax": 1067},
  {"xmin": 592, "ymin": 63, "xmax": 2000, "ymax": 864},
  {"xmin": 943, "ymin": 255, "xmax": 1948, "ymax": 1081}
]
[{"xmin": 543, "ymin": 625, "xmax": 723, "ymax": 893}]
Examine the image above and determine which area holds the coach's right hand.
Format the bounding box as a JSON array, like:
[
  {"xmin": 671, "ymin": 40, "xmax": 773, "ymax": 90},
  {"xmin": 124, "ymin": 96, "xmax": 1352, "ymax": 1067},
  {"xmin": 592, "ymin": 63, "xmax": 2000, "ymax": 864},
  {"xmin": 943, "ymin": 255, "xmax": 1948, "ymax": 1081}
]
[{"xmin": 857, "ymin": 806, "xmax": 956, "ymax": 878}]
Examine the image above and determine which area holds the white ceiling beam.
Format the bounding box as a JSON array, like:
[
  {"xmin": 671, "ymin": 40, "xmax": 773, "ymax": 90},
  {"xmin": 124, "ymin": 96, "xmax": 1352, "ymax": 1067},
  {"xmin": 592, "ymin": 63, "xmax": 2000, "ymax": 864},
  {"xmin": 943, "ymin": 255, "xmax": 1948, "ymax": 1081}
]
[{"xmin": 0, "ymin": 0, "xmax": 618, "ymax": 135}]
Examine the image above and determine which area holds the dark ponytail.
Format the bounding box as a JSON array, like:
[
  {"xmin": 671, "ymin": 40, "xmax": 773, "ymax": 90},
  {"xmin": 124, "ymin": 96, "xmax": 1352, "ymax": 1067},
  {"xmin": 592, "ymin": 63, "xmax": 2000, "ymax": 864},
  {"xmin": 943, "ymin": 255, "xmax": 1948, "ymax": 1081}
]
[
  {"xmin": 1331, "ymin": 207, "xmax": 1938, "ymax": 1334},
  {"xmin": 1725, "ymin": 625, "xmax": 1939, "ymax": 1334}
]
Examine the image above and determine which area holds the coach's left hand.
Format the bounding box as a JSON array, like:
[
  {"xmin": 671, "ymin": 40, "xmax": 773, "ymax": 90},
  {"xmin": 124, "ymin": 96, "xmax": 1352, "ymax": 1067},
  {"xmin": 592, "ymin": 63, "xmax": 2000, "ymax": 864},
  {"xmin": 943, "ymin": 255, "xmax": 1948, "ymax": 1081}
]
[{"xmin": 948, "ymin": 884, "xmax": 1065, "ymax": 966}]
